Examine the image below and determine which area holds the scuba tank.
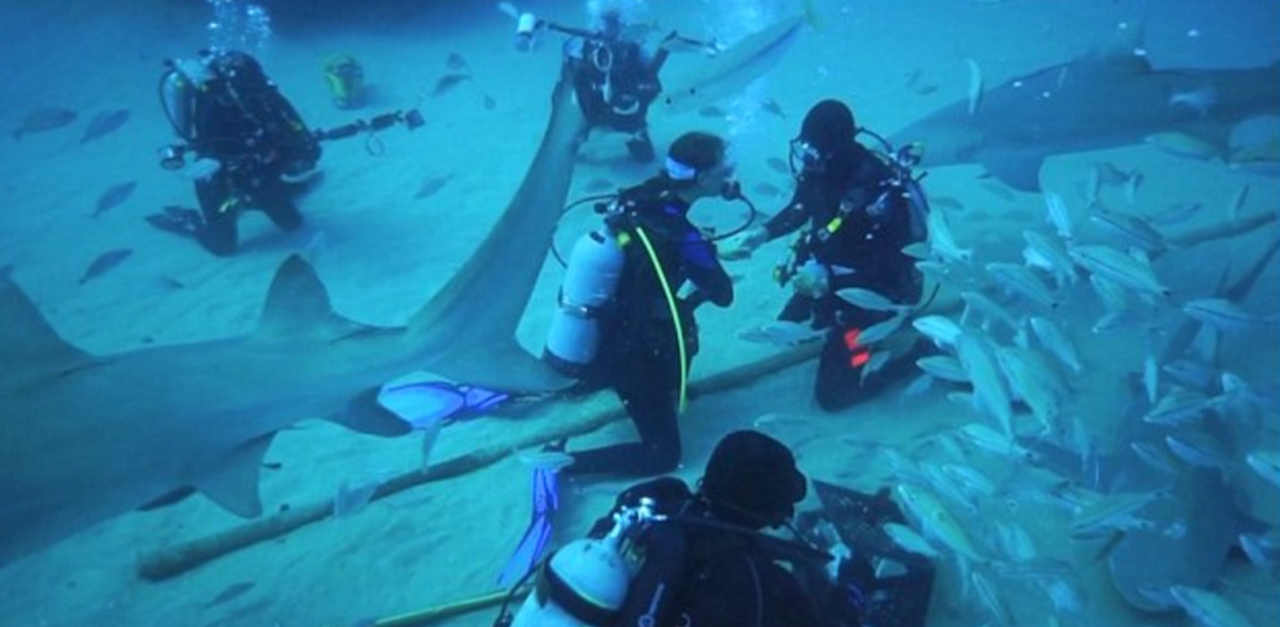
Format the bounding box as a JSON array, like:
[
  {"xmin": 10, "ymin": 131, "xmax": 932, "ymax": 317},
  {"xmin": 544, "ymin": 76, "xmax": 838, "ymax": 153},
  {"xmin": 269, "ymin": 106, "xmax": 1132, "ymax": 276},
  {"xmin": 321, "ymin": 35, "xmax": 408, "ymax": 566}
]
[
  {"xmin": 159, "ymin": 57, "xmax": 215, "ymax": 143},
  {"xmin": 543, "ymin": 224, "xmax": 625, "ymax": 375},
  {"xmin": 508, "ymin": 499, "xmax": 658, "ymax": 627}
]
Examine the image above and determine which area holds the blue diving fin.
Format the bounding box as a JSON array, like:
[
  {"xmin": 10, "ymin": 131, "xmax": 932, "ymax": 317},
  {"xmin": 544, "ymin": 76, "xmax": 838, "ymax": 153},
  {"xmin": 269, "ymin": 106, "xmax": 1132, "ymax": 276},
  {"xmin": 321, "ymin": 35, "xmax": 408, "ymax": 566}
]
[{"xmin": 497, "ymin": 464, "xmax": 560, "ymax": 587}]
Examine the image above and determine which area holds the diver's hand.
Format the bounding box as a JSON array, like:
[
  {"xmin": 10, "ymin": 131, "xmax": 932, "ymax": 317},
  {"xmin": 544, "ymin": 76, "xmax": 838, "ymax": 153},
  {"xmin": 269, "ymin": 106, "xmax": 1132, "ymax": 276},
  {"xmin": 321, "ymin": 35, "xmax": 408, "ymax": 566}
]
[
  {"xmin": 791, "ymin": 260, "xmax": 830, "ymax": 298},
  {"xmin": 718, "ymin": 226, "xmax": 769, "ymax": 261}
]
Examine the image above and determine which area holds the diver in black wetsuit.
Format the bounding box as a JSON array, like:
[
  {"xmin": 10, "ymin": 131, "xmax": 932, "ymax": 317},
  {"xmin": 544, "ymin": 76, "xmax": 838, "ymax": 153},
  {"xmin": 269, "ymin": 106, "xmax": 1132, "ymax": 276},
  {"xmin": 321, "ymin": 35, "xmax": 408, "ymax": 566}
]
[
  {"xmin": 149, "ymin": 49, "xmax": 321, "ymax": 256},
  {"xmin": 532, "ymin": 7, "xmax": 669, "ymax": 162},
  {"xmin": 559, "ymin": 131, "xmax": 736, "ymax": 478},
  {"xmin": 722, "ymin": 99, "xmax": 930, "ymax": 412}
]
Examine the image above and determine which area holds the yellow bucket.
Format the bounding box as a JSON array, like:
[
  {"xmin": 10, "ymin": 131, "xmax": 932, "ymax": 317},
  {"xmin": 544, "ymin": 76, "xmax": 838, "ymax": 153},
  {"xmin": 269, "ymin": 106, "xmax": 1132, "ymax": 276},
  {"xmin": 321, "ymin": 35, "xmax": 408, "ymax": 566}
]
[{"xmin": 324, "ymin": 54, "xmax": 365, "ymax": 109}]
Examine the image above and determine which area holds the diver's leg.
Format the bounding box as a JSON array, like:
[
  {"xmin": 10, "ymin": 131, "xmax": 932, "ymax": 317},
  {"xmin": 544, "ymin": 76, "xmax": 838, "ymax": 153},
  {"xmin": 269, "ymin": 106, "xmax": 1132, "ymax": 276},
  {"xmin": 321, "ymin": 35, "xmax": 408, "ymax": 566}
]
[
  {"xmin": 193, "ymin": 177, "xmax": 239, "ymax": 256},
  {"xmin": 626, "ymin": 127, "xmax": 656, "ymax": 162},
  {"xmin": 256, "ymin": 180, "xmax": 303, "ymax": 232},
  {"xmin": 813, "ymin": 326, "xmax": 871, "ymax": 412},
  {"xmin": 564, "ymin": 344, "xmax": 682, "ymax": 477}
]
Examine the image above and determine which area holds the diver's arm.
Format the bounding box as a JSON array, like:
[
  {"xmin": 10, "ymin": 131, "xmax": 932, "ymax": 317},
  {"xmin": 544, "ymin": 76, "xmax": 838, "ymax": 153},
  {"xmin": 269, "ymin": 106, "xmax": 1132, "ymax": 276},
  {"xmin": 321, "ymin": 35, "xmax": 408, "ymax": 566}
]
[
  {"xmin": 761, "ymin": 194, "xmax": 810, "ymax": 241},
  {"xmin": 682, "ymin": 232, "xmax": 734, "ymax": 307}
]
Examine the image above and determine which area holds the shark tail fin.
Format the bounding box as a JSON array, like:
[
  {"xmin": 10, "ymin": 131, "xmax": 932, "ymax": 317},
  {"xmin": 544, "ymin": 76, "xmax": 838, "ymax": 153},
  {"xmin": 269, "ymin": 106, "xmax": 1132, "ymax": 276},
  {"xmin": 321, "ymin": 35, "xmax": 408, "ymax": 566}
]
[
  {"xmin": 0, "ymin": 270, "xmax": 94, "ymax": 381},
  {"xmin": 254, "ymin": 255, "xmax": 369, "ymax": 342}
]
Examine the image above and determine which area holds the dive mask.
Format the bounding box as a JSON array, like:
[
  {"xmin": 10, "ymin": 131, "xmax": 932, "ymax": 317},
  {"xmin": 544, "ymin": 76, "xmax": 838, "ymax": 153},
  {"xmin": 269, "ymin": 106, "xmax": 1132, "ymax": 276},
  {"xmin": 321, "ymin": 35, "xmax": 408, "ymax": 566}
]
[{"xmin": 789, "ymin": 138, "xmax": 828, "ymax": 175}]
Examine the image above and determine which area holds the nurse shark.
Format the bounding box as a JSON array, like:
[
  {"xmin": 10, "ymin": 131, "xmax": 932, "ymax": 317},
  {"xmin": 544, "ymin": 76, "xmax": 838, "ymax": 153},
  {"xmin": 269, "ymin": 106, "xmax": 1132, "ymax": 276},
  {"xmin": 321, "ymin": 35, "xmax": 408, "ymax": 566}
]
[
  {"xmin": 0, "ymin": 72, "xmax": 587, "ymax": 566},
  {"xmin": 890, "ymin": 25, "xmax": 1280, "ymax": 191}
]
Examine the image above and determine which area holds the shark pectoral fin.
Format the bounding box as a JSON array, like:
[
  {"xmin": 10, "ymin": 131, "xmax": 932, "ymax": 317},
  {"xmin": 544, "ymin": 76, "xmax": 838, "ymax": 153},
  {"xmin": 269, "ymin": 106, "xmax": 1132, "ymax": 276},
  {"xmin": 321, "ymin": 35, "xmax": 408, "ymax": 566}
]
[
  {"xmin": 980, "ymin": 149, "xmax": 1046, "ymax": 192},
  {"xmin": 0, "ymin": 272, "xmax": 95, "ymax": 385},
  {"xmin": 335, "ymin": 388, "xmax": 415, "ymax": 436},
  {"xmin": 254, "ymin": 255, "xmax": 369, "ymax": 342},
  {"xmin": 196, "ymin": 433, "xmax": 273, "ymax": 518},
  {"xmin": 433, "ymin": 341, "xmax": 572, "ymax": 394}
]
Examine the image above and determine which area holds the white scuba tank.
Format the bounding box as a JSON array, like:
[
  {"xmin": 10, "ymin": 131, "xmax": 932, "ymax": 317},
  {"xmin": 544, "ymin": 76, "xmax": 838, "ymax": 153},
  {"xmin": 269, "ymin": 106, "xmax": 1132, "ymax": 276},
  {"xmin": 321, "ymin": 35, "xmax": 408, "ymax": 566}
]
[
  {"xmin": 544, "ymin": 227, "xmax": 625, "ymax": 374},
  {"xmin": 511, "ymin": 499, "xmax": 657, "ymax": 627},
  {"xmin": 510, "ymin": 534, "xmax": 634, "ymax": 627}
]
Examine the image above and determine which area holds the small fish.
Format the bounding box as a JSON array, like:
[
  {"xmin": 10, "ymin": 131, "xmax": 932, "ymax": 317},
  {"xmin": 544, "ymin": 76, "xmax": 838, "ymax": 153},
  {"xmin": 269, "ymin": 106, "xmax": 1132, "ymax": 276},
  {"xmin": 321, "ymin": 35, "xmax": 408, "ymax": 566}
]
[
  {"xmin": 445, "ymin": 52, "xmax": 469, "ymax": 71},
  {"xmin": 93, "ymin": 180, "xmax": 137, "ymax": 217},
  {"xmin": 430, "ymin": 73, "xmax": 472, "ymax": 97},
  {"xmin": 584, "ymin": 178, "xmax": 615, "ymax": 193},
  {"xmin": 764, "ymin": 157, "xmax": 789, "ymax": 174},
  {"xmin": 79, "ymin": 109, "xmax": 131, "ymax": 144},
  {"xmin": 79, "ymin": 248, "xmax": 133, "ymax": 285},
  {"xmin": 752, "ymin": 181, "xmax": 784, "ymax": 198},
  {"xmin": 1144, "ymin": 131, "xmax": 1220, "ymax": 161},
  {"xmin": 836, "ymin": 287, "xmax": 911, "ymax": 313},
  {"xmin": 737, "ymin": 321, "xmax": 824, "ymax": 346},
  {"xmin": 205, "ymin": 581, "xmax": 255, "ymax": 608},
  {"xmin": 696, "ymin": 105, "xmax": 727, "ymax": 119},
  {"xmin": 759, "ymin": 97, "xmax": 785, "ymax": 118},
  {"xmin": 1169, "ymin": 585, "xmax": 1256, "ymax": 627},
  {"xmin": 11, "ymin": 106, "xmax": 76, "ymax": 140},
  {"xmin": 483, "ymin": 94, "xmax": 497, "ymax": 110},
  {"xmin": 333, "ymin": 479, "xmax": 381, "ymax": 518},
  {"xmin": 414, "ymin": 173, "xmax": 455, "ymax": 200},
  {"xmin": 915, "ymin": 85, "xmax": 939, "ymax": 96}
]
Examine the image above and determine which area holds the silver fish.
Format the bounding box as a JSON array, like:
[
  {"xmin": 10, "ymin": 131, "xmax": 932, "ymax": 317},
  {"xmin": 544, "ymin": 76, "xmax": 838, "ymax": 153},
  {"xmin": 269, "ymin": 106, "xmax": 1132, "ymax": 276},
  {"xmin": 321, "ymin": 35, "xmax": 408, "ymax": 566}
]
[
  {"xmin": 836, "ymin": 287, "xmax": 911, "ymax": 313},
  {"xmin": 1068, "ymin": 244, "xmax": 1170, "ymax": 297},
  {"xmin": 1044, "ymin": 191, "xmax": 1074, "ymax": 240},
  {"xmin": 916, "ymin": 355, "xmax": 969, "ymax": 383},
  {"xmin": 1089, "ymin": 205, "xmax": 1166, "ymax": 253},
  {"xmin": 956, "ymin": 334, "xmax": 1014, "ymax": 439},
  {"xmin": 986, "ymin": 261, "xmax": 1059, "ymax": 308},
  {"xmin": 1168, "ymin": 585, "xmax": 1257, "ymax": 627},
  {"xmin": 1022, "ymin": 230, "xmax": 1077, "ymax": 287},
  {"xmin": 1148, "ymin": 201, "xmax": 1202, "ymax": 226},
  {"xmin": 858, "ymin": 313, "xmax": 908, "ymax": 344},
  {"xmin": 1029, "ymin": 316, "xmax": 1082, "ymax": 373},
  {"xmin": 737, "ymin": 321, "xmax": 824, "ymax": 346},
  {"xmin": 1182, "ymin": 298, "xmax": 1278, "ymax": 333},
  {"xmin": 927, "ymin": 209, "xmax": 972, "ymax": 263},
  {"xmin": 912, "ymin": 315, "xmax": 963, "ymax": 348}
]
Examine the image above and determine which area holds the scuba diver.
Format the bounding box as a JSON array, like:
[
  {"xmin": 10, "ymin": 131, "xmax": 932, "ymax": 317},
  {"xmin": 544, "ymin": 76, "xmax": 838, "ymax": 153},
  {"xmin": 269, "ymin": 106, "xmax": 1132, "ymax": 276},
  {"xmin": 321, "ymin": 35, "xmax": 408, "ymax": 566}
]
[
  {"xmin": 148, "ymin": 49, "xmax": 322, "ymax": 256},
  {"xmin": 541, "ymin": 131, "xmax": 738, "ymax": 478},
  {"xmin": 514, "ymin": 6, "xmax": 673, "ymax": 162},
  {"xmin": 720, "ymin": 99, "xmax": 931, "ymax": 412},
  {"xmin": 494, "ymin": 430, "xmax": 936, "ymax": 627}
]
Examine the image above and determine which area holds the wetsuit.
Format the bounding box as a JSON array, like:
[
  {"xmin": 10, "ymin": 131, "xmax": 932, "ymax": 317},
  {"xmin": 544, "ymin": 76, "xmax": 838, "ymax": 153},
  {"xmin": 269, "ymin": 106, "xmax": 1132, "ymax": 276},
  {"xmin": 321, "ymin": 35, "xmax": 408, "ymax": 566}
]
[
  {"xmin": 186, "ymin": 52, "xmax": 320, "ymax": 255},
  {"xmin": 567, "ymin": 180, "xmax": 733, "ymax": 477},
  {"xmin": 585, "ymin": 477, "xmax": 848, "ymax": 627},
  {"xmin": 564, "ymin": 34, "xmax": 666, "ymax": 161},
  {"xmin": 763, "ymin": 142, "xmax": 926, "ymax": 411}
]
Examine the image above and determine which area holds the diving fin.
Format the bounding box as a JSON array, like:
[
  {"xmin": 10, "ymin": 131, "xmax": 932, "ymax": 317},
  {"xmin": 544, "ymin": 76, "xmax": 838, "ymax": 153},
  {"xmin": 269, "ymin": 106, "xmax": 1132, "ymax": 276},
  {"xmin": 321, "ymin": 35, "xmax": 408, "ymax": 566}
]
[{"xmin": 497, "ymin": 465, "xmax": 560, "ymax": 587}]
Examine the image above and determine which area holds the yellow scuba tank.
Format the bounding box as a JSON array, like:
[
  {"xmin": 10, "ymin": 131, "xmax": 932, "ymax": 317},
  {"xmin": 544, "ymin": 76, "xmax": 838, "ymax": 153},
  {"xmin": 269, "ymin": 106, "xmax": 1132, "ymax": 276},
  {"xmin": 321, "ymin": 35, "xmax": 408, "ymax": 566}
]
[
  {"xmin": 543, "ymin": 226, "xmax": 626, "ymax": 375},
  {"xmin": 324, "ymin": 54, "xmax": 365, "ymax": 109}
]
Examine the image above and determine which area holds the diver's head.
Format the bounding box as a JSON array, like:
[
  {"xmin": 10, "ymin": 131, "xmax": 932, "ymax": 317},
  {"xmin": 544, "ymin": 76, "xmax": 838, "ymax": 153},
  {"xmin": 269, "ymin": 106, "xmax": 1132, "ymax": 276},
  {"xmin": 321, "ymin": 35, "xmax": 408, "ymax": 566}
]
[
  {"xmin": 791, "ymin": 99, "xmax": 858, "ymax": 175},
  {"xmin": 664, "ymin": 131, "xmax": 737, "ymax": 201},
  {"xmin": 699, "ymin": 430, "xmax": 808, "ymax": 530},
  {"xmin": 587, "ymin": 0, "xmax": 638, "ymax": 39}
]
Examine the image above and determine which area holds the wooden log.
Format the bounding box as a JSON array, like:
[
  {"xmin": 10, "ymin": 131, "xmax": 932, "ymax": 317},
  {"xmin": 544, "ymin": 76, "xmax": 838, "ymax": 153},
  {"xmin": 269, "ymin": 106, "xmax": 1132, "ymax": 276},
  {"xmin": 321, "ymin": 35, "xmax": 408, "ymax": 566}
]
[{"xmin": 137, "ymin": 344, "xmax": 821, "ymax": 581}]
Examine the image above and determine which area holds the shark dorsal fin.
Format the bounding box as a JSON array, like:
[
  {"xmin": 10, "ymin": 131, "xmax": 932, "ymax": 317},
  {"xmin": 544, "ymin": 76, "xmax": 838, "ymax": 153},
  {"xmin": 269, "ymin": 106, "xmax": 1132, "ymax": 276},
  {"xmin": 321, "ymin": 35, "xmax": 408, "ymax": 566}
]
[
  {"xmin": 255, "ymin": 255, "xmax": 364, "ymax": 342},
  {"xmin": 0, "ymin": 271, "xmax": 94, "ymax": 384},
  {"xmin": 194, "ymin": 432, "xmax": 273, "ymax": 517},
  {"xmin": 1095, "ymin": 22, "xmax": 1151, "ymax": 74}
]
